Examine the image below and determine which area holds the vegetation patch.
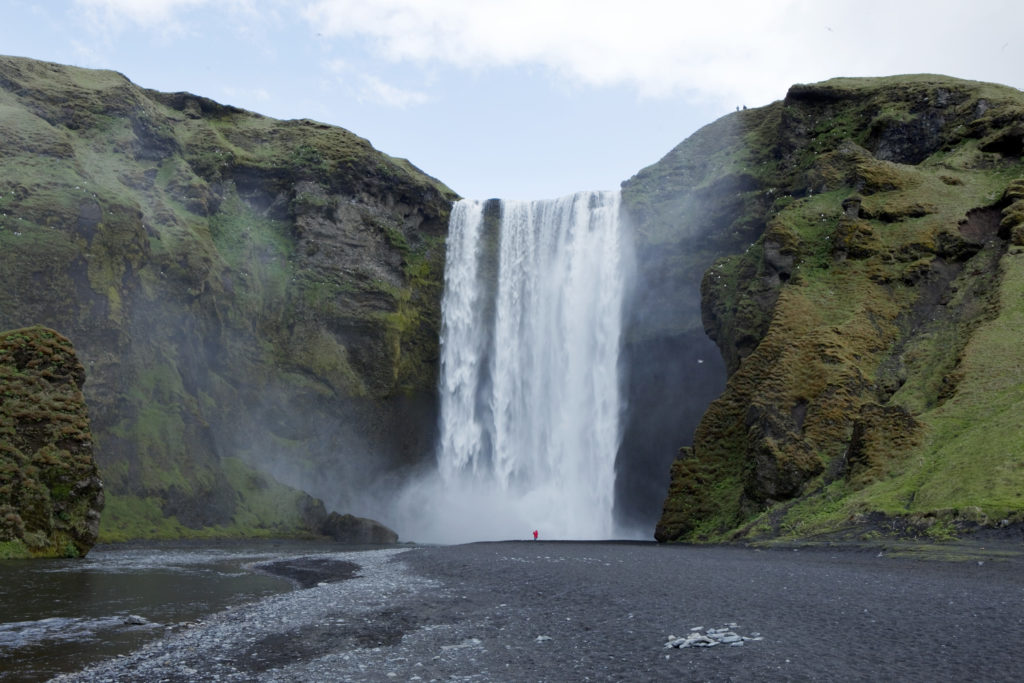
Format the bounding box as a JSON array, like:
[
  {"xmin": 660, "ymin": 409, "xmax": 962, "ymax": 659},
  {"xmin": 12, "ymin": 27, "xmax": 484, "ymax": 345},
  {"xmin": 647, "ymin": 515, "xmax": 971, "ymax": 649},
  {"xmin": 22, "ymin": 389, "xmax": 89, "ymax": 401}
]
[
  {"xmin": 0, "ymin": 55, "xmax": 457, "ymax": 543},
  {"xmin": 639, "ymin": 75, "xmax": 1024, "ymax": 543}
]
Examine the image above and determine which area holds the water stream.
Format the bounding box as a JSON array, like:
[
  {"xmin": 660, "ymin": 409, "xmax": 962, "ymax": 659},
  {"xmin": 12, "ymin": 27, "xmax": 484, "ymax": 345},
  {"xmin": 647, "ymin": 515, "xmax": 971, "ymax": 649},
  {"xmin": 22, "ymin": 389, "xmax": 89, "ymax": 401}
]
[{"xmin": 0, "ymin": 541, "xmax": 347, "ymax": 681}]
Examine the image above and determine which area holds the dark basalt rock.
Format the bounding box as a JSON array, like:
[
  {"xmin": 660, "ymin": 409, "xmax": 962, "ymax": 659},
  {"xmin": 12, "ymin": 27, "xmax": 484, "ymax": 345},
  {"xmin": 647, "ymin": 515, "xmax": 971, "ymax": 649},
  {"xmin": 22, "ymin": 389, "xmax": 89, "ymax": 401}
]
[
  {"xmin": 320, "ymin": 512, "xmax": 399, "ymax": 544},
  {"xmin": 744, "ymin": 405, "xmax": 823, "ymax": 504}
]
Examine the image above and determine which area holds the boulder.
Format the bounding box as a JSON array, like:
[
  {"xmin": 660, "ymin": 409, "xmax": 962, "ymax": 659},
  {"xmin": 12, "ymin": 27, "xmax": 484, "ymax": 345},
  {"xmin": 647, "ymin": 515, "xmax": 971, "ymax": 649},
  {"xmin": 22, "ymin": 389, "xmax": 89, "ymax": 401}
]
[{"xmin": 320, "ymin": 512, "xmax": 398, "ymax": 544}]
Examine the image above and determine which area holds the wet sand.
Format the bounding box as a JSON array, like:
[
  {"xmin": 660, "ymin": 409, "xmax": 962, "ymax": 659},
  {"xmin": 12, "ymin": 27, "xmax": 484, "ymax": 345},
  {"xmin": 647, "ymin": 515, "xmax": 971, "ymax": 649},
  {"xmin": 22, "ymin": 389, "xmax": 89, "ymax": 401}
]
[{"xmin": 55, "ymin": 541, "xmax": 1024, "ymax": 681}]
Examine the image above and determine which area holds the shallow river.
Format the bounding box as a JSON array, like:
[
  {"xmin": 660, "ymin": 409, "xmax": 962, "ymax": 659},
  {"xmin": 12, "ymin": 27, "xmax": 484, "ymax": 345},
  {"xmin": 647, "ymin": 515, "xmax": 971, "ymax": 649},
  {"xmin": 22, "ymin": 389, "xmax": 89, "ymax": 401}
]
[{"xmin": 0, "ymin": 540, "xmax": 358, "ymax": 681}]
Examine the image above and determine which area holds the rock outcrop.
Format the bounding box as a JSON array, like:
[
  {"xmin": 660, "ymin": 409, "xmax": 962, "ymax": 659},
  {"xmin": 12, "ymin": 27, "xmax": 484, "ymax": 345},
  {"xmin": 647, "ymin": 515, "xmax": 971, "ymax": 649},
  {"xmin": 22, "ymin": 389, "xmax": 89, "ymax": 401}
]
[
  {"xmin": 625, "ymin": 75, "xmax": 1024, "ymax": 542},
  {"xmin": 320, "ymin": 512, "xmax": 399, "ymax": 544},
  {"xmin": 0, "ymin": 326, "xmax": 103, "ymax": 557},
  {"xmin": 0, "ymin": 56, "xmax": 455, "ymax": 540}
]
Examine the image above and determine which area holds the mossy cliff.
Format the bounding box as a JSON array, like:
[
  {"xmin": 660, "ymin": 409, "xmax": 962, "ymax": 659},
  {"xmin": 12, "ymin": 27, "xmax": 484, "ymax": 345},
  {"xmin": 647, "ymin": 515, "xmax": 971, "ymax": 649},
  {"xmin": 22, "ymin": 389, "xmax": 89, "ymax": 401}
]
[
  {"xmin": 0, "ymin": 326, "xmax": 103, "ymax": 558},
  {"xmin": 0, "ymin": 56, "xmax": 456, "ymax": 541},
  {"xmin": 622, "ymin": 75, "xmax": 1024, "ymax": 543}
]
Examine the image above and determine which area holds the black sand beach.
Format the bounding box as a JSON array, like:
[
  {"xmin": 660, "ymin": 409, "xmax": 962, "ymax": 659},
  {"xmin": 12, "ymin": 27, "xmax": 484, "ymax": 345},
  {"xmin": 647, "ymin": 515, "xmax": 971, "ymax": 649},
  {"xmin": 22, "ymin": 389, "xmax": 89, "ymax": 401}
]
[{"xmin": 53, "ymin": 541, "xmax": 1024, "ymax": 681}]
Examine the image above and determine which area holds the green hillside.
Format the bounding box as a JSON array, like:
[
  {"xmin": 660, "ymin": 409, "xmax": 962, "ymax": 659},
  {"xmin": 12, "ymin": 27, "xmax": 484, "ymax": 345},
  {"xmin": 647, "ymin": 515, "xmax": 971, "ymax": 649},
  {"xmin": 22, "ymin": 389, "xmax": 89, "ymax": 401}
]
[
  {"xmin": 0, "ymin": 56, "xmax": 455, "ymax": 541},
  {"xmin": 623, "ymin": 75, "xmax": 1024, "ymax": 543}
]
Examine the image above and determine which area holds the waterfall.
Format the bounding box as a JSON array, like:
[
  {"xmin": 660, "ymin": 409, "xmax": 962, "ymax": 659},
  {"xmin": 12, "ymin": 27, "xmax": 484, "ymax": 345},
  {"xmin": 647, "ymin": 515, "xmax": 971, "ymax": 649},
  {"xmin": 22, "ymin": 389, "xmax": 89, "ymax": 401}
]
[{"xmin": 401, "ymin": 191, "xmax": 628, "ymax": 543}]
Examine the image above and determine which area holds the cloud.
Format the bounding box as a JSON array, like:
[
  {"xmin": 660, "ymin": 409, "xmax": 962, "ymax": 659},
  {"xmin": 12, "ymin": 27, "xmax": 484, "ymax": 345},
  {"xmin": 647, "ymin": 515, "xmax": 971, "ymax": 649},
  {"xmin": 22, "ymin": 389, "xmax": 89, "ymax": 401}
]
[
  {"xmin": 299, "ymin": 0, "xmax": 1024, "ymax": 107},
  {"xmin": 222, "ymin": 85, "xmax": 272, "ymax": 103},
  {"xmin": 295, "ymin": 0, "xmax": 812, "ymax": 104},
  {"xmin": 74, "ymin": 0, "xmax": 215, "ymax": 26},
  {"xmin": 72, "ymin": 0, "xmax": 270, "ymax": 38},
  {"xmin": 327, "ymin": 60, "xmax": 429, "ymax": 108},
  {"xmin": 69, "ymin": 0, "xmax": 1024, "ymax": 113},
  {"xmin": 357, "ymin": 74, "xmax": 430, "ymax": 108}
]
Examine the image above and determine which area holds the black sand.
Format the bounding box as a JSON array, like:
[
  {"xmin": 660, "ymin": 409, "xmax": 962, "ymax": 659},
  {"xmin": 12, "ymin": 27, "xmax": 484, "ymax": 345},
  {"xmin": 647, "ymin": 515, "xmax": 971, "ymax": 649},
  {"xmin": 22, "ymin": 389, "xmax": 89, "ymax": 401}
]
[
  {"xmin": 56, "ymin": 541, "xmax": 1024, "ymax": 681},
  {"xmin": 397, "ymin": 541, "xmax": 1024, "ymax": 681}
]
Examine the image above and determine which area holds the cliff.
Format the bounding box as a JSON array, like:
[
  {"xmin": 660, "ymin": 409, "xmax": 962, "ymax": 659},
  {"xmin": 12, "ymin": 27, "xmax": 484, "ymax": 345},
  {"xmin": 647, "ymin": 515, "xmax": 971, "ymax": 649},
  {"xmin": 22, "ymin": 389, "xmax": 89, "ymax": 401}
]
[
  {"xmin": 0, "ymin": 326, "xmax": 104, "ymax": 557},
  {"xmin": 0, "ymin": 56, "xmax": 455, "ymax": 540},
  {"xmin": 6, "ymin": 56, "xmax": 1021, "ymax": 546},
  {"xmin": 622, "ymin": 75, "xmax": 1024, "ymax": 543}
]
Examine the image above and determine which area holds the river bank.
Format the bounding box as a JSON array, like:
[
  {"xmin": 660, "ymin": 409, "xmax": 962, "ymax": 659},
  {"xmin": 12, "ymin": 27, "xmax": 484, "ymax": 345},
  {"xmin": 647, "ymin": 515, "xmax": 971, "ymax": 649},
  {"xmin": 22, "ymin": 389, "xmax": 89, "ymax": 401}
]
[
  {"xmin": 45, "ymin": 539, "xmax": 1024, "ymax": 681},
  {"xmin": 0, "ymin": 540, "xmax": 370, "ymax": 681}
]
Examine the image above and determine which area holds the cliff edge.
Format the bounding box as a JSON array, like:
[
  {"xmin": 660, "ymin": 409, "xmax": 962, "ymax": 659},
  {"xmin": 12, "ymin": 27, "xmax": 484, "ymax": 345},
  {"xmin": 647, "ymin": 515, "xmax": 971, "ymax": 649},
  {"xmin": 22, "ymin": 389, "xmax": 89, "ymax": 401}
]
[
  {"xmin": 628, "ymin": 75, "xmax": 1024, "ymax": 543},
  {"xmin": 0, "ymin": 56, "xmax": 455, "ymax": 540}
]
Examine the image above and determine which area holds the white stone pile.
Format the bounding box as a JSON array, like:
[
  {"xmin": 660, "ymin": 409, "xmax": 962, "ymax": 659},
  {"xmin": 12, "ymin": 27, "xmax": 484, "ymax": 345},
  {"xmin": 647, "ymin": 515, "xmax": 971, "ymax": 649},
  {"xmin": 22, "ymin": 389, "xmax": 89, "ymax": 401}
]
[{"xmin": 665, "ymin": 623, "xmax": 764, "ymax": 649}]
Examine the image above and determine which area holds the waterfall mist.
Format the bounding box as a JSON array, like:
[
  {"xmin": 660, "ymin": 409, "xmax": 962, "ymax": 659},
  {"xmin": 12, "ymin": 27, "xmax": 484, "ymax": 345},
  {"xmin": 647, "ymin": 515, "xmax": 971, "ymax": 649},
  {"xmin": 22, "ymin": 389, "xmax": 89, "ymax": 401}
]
[{"xmin": 394, "ymin": 191, "xmax": 634, "ymax": 543}]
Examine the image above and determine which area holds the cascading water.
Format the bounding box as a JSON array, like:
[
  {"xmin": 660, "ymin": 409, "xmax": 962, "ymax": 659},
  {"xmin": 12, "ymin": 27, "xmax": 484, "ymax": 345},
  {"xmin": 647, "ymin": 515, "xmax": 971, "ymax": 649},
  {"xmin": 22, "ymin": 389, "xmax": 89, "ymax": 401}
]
[{"xmin": 396, "ymin": 191, "xmax": 629, "ymax": 543}]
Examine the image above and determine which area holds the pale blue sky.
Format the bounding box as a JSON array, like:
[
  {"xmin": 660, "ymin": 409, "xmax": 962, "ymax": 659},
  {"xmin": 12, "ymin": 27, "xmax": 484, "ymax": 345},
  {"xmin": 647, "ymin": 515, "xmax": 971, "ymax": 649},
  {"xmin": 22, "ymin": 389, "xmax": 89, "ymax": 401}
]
[{"xmin": 2, "ymin": 0, "xmax": 1022, "ymax": 200}]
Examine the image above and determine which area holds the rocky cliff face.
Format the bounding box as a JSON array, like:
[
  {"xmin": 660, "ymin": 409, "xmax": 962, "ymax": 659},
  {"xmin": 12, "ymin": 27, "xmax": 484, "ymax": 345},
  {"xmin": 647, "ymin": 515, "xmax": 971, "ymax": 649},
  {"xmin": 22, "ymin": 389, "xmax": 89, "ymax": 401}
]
[
  {"xmin": 0, "ymin": 56, "xmax": 455, "ymax": 540},
  {"xmin": 0, "ymin": 326, "xmax": 103, "ymax": 557},
  {"xmin": 622, "ymin": 75, "xmax": 1024, "ymax": 542}
]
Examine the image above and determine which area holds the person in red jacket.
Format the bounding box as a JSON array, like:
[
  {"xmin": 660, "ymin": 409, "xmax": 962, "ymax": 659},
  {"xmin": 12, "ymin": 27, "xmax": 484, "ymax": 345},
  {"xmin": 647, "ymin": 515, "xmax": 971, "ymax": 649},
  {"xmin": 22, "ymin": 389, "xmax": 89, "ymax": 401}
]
[{"xmin": 532, "ymin": 529, "xmax": 539, "ymax": 541}]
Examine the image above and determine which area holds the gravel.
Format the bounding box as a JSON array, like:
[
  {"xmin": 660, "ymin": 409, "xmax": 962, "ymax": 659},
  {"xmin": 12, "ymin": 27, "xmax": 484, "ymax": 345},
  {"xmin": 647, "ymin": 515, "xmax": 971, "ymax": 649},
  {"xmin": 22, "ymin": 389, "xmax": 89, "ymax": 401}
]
[{"xmin": 53, "ymin": 541, "xmax": 1024, "ymax": 682}]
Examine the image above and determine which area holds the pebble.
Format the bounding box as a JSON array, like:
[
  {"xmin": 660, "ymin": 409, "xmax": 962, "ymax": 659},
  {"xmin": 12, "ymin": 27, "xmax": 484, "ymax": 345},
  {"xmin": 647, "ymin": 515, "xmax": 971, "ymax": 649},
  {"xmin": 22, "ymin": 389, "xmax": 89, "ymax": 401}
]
[
  {"xmin": 53, "ymin": 549, "xmax": 424, "ymax": 682},
  {"xmin": 665, "ymin": 624, "xmax": 764, "ymax": 649}
]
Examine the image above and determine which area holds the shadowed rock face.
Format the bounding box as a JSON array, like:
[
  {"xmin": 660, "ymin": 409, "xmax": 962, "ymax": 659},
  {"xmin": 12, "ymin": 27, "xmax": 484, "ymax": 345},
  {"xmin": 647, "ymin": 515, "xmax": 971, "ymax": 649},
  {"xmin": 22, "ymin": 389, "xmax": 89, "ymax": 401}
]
[
  {"xmin": 0, "ymin": 326, "xmax": 103, "ymax": 557},
  {"xmin": 320, "ymin": 512, "xmax": 399, "ymax": 545},
  {"xmin": 620, "ymin": 75, "xmax": 1024, "ymax": 543},
  {"xmin": 0, "ymin": 56, "xmax": 456, "ymax": 540}
]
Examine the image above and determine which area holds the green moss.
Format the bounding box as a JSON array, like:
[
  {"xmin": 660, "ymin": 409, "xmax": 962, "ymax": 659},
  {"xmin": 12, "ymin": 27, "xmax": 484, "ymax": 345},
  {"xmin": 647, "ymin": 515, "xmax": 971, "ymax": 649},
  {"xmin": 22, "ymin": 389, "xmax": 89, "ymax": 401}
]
[
  {"xmin": 866, "ymin": 251, "xmax": 1024, "ymax": 517},
  {"xmin": 280, "ymin": 329, "xmax": 368, "ymax": 397},
  {"xmin": 98, "ymin": 495, "xmax": 191, "ymax": 542},
  {"xmin": 221, "ymin": 457, "xmax": 322, "ymax": 533},
  {"xmin": 209, "ymin": 187, "xmax": 294, "ymax": 278},
  {"xmin": 100, "ymin": 459, "xmax": 322, "ymax": 543},
  {"xmin": 291, "ymin": 190, "xmax": 335, "ymax": 217},
  {"xmin": 0, "ymin": 326, "xmax": 102, "ymax": 556},
  {"xmin": 923, "ymin": 520, "xmax": 958, "ymax": 542},
  {"xmin": 764, "ymin": 480, "xmax": 854, "ymax": 539},
  {"xmin": 647, "ymin": 74, "xmax": 1024, "ymax": 543},
  {"xmin": 0, "ymin": 55, "xmax": 459, "ymax": 544},
  {"xmin": 0, "ymin": 539, "xmax": 31, "ymax": 559}
]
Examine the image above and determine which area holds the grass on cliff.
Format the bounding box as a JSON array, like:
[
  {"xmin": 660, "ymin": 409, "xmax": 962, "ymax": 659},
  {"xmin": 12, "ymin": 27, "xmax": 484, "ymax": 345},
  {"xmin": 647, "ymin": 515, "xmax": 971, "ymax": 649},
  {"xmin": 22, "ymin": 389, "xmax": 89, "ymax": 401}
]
[
  {"xmin": 0, "ymin": 326, "xmax": 100, "ymax": 558},
  {"xmin": 679, "ymin": 153, "xmax": 1024, "ymax": 542},
  {"xmin": 853, "ymin": 249, "xmax": 1024, "ymax": 519},
  {"xmin": 99, "ymin": 458, "xmax": 322, "ymax": 542},
  {"xmin": 208, "ymin": 186, "xmax": 294, "ymax": 310},
  {"xmin": 1, "ymin": 55, "xmax": 458, "ymax": 545},
  {"xmin": 743, "ymin": 203, "xmax": 1024, "ymax": 541}
]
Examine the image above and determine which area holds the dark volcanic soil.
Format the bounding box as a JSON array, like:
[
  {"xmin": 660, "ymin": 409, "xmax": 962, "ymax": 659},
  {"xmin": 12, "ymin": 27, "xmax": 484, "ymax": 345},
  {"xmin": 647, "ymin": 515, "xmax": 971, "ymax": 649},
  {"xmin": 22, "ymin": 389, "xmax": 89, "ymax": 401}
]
[{"xmin": 55, "ymin": 541, "xmax": 1024, "ymax": 681}]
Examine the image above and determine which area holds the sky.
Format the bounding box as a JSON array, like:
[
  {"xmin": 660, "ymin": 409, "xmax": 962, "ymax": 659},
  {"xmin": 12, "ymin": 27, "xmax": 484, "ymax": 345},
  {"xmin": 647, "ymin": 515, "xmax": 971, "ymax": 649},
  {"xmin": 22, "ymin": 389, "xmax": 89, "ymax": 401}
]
[{"xmin": 2, "ymin": 0, "xmax": 1023, "ymax": 200}]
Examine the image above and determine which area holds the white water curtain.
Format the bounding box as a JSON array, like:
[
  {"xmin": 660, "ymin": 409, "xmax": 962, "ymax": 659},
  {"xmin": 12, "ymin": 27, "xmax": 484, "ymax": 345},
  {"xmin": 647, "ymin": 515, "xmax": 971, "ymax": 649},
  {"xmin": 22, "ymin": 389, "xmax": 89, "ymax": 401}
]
[{"xmin": 420, "ymin": 191, "xmax": 626, "ymax": 542}]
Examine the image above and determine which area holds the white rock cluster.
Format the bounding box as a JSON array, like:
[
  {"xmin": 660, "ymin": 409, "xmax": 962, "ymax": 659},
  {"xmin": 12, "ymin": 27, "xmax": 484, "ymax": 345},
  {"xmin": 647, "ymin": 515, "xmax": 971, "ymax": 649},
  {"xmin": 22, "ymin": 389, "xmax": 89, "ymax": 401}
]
[{"xmin": 665, "ymin": 623, "xmax": 763, "ymax": 649}]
